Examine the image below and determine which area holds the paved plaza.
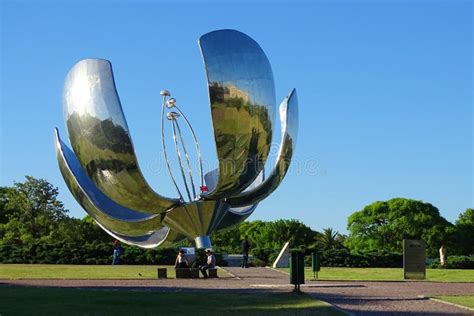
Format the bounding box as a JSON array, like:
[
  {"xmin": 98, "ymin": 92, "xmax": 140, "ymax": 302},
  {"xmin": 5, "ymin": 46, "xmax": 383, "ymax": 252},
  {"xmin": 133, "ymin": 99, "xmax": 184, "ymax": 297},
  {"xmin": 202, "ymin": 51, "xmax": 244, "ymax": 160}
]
[{"xmin": 2, "ymin": 267, "xmax": 473, "ymax": 315}]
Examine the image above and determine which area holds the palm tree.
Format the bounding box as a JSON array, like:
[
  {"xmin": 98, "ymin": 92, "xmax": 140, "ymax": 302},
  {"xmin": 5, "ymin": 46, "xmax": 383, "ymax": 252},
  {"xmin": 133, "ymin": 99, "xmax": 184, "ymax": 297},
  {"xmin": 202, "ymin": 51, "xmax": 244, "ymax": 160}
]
[{"xmin": 317, "ymin": 228, "xmax": 346, "ymax": 250}]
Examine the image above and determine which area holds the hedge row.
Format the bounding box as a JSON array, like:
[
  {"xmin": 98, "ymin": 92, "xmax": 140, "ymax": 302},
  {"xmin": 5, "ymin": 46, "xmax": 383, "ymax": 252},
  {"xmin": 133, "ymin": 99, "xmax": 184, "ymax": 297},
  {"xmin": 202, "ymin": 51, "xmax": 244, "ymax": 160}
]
[
  {"xmin": 0, "ymin": 242, "xmax": 227, "ymax": 266},
  {"xmin": 0, "ymin": 241, "xmax": 178, "ymax": 265},
  {"xmin": 428, "ymin": 256, "xmax": 474, "ymax": 269},
  {"xmin": 2, "ymin": 241, "xmax": 471, "ymax": 269},
  {"xmin": 249, "ymin": 248, "xmax": 403, "ymax": 268}
]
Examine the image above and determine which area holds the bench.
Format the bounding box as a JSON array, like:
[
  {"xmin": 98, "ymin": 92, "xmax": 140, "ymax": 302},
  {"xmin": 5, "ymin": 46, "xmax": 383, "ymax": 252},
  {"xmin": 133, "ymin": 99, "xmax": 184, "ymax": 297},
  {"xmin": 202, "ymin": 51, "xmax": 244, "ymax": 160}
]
[
  {"xmin": 190, "ymin": 268, "xmax": 200, "ymax": 279},
  {"xmin": 157, "ymin": 268, "xmax": 167, "ymax": 279},
  {"xmin": 175, "ymin": 267, "xmax": 217, "ymax": 278},
  {"xmin": 175, "ymin": 268, "xmax": 190, "ymax": 279},
  {"xmin": 208, "ymin": 268, "xmax": 218, "ymax": 278}
]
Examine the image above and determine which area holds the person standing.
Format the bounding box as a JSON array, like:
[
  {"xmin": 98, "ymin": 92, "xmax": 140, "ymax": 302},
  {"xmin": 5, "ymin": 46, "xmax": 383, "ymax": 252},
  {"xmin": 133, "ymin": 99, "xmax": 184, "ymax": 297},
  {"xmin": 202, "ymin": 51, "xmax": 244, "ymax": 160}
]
[
  {"xmin": 112, "ymin": 240, "xmax": 122, "ymax": 265},
  {"xmin": 241, "ymin": 236, "xmax": 250, "ymax": 268}
]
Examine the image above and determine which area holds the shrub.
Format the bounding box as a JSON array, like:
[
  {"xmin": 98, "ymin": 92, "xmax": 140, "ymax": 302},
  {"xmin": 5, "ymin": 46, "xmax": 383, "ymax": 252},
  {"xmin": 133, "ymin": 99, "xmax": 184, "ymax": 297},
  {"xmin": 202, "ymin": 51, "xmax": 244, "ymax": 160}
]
[{"xmin": 429, "ymin": 256, "xmax": 474, "ymax": 269}]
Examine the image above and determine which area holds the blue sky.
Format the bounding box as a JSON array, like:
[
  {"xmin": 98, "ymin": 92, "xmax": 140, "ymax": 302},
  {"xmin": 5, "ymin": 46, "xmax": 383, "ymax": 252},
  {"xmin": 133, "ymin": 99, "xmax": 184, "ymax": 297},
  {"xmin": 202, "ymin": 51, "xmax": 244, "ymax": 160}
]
[{"xmin": 1, "ymin": 0, "xmax": 472, "ymax": 233}]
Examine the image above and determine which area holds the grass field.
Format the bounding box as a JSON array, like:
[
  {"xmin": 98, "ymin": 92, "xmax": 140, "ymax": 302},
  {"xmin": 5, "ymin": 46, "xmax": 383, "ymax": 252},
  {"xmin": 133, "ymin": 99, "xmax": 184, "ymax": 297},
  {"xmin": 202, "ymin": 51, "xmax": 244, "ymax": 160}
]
[
  {"xmin": 0, "ymin": 286, "xmax": 344, "ymax": 316},
  {"xmin": 280, "ymin": 267, "xmax": 474, "ymax": 282},
  {"xmin": 433, "ymin": 295, "xmax": 474, "ymax": 309},
  {"xmin": 0, "ymin": 264, "xmax": 229, "ymax": 279}
]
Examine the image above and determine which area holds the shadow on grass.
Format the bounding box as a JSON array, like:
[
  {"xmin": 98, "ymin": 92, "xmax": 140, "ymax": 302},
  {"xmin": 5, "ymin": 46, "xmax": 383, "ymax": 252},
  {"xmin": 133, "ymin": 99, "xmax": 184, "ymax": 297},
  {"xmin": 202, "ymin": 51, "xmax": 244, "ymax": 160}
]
[{"xmin": 0, "ymin": 285, "xmax": 345, "ymax": 316}]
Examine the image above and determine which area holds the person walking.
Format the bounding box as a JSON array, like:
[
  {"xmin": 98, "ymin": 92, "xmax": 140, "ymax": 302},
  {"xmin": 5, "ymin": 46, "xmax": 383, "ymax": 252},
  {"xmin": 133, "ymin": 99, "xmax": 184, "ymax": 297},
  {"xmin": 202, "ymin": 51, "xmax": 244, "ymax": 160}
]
[
  {"xmin": 112, "ymin": 240, "xmax": 122, "ymax": 265},
  {"xmin": 241, "ymin": 236, "xmax": 250, "ymax": 268}
]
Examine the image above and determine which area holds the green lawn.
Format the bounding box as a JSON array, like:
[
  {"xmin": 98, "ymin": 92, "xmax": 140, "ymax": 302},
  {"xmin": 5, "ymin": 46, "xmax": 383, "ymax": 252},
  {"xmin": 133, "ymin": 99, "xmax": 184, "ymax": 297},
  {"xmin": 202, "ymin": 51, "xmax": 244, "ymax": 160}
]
[
  {"xmin": 281, "ymin": 267, "xmax": 474, "ymax": 282},
  {"xmin": 0, "ymin": 286, "xmax": 344, "ymax": 316},
  {"xmin": 0, "ymin": 264, "xmax": 229, "ymax": 279},
  {"xmin": 433, "ymin": 296, "xmax": 474, "ymax": 309}
]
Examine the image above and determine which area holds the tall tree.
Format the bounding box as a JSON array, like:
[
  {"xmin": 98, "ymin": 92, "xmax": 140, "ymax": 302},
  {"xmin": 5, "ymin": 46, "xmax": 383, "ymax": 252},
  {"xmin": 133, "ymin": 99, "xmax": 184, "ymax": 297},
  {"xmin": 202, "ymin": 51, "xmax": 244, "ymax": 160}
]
[
  {"xmin": 316, "ymin": 228, "xmax": 346, "ymax": 250},
  {"xmin": 453, "ymin": 208, "xmax": 474, "ymax": 255},
  {"xmin": 1, "ymin": 176, "xmax": 69, "ymax": 245},
  {"xmin": 346, "ymin": 198, "xmax": 452, "ymax": 257},
  {"xmin": 254, "ymin": 219, "xmax": 317, "ymax": 249}
]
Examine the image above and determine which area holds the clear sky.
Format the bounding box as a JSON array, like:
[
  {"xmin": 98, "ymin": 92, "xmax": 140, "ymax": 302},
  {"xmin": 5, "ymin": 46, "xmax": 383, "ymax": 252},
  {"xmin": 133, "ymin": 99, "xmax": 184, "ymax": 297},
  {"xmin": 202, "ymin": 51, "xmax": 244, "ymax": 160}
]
[{"xmin": 1, "ymin": 0, "xmax": 472, "ymax": 234}]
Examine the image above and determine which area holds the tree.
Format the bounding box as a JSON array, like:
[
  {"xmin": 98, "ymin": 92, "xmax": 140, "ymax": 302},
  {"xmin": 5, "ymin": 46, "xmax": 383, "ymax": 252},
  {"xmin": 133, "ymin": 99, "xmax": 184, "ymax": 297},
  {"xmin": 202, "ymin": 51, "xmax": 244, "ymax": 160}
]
[
  {"xmin": 346, "ymin": 198, "xmax": 452, "ymax": 257},
  {"xmin": 251, "ymin": 219, "xmax": 316, "ymax": 250},
  {"xmin": 316, "ymin": 228, "xmax": 346, "ymax": 250},
  {"xmin": 211, "ymin": 219, "xmax": 317, "ymax": 253},
  {"xmin": 1, "ymin": 176, "xmax": 69, "ymax": 245},
  {"xmin": 453, "ymin": 208, "xmax": 474, "ymax": 255}
]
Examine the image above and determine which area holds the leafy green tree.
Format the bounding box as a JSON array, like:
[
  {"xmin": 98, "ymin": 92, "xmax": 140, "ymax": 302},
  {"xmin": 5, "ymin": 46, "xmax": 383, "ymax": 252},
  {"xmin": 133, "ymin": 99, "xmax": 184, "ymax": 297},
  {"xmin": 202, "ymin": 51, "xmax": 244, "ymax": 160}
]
[
  {"xmin": 1, "ymin": 176, "xmax": 69, "ymax": 245},
  {"xmin": 0, "ymin": 186, "xmax": 13, "ymax": 225},
  {"xmin": 346, "ymin": 198, "xmax": 452, "ymax": 257},
  {"xmin": 453, "ymin": 208, "xmax": 474, "ymax": 255},
  {"xmin": 250, "ymin": 219, "xmax": 316, "ymax": 250},
  {"xmin": 211, "ymin": 219, "xmax": 317, "ymax": 253},
  {"xmin": 316, "ymin": 228, "xmax": 346, "ymax": 250}
]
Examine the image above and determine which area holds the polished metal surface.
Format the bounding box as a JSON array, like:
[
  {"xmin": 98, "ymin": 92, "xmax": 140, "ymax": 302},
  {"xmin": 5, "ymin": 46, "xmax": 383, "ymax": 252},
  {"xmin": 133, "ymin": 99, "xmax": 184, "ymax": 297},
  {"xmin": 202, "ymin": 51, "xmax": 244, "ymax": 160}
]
[
  {"xmin": 63, "ymin": 59, "xmax": 179, "ymax": 213},
  {"xmin": 161, "ymin": 93, "xmax": 183, "ymax": 200},
  {"xmin": 227, "ymin": 89, "xmax": 298, "ymax": 207},
  {"xmin": 199, "ymin": 29, "xmax": 276, "ymax": 199},
  {"xmin": 162, "ymin": 200, "xmax": 230, "ymax": 243},
  {"xmin": 96, "ymin": 222, "xmax": 185, "ymax": 249},
  {"xmin": 174, "ymin": 104, "xmax": 204, "ymax": 188},
  {"xmin": 195, "ymin": 235, "xmax": 212, "ymax": 249},
  {"xmin": 55, "ymin": 128, "xmax": 177, "ymax": 247},
  {"xmin": 174, "ymin": 119, "xmax": 197, "ymax": 199},
  {"xmin": 56, "ymin": 30, "xmax": 298, "ymax": 249},
  {"xmin": 171, "ymin": 119, "xmax": 193, "ymax": 201}
]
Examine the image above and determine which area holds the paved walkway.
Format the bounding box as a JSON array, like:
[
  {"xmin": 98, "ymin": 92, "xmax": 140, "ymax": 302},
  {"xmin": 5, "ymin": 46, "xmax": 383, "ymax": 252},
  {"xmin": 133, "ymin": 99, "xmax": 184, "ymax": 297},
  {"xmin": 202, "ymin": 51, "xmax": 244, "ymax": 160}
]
[{"xmin": 2, "ymin": 267, "xmax": 474, "ymax": 315}]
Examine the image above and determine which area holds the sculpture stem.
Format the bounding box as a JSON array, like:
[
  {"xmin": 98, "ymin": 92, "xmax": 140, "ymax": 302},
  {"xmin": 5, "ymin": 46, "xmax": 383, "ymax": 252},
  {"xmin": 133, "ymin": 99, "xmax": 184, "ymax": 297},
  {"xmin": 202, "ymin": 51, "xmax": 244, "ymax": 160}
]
[
  {"xmin": 174, "ymin": 119, "xmax": 197, "ymax": 199},
  {"xmin": 171, "ymin": 119, "xmax": 193, "ymax": 202},
  {"xmin": 161, "ymin": 95, "xmax": 183, "ymax": 200},
  {"xmin": 175, "ymin": 105, "xmax": 204, "ymax": 188}
]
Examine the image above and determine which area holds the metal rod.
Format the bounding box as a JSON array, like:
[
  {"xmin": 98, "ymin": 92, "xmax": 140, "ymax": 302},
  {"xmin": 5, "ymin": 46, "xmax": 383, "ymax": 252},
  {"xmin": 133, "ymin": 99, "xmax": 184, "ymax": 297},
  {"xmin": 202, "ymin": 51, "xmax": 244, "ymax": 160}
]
[
  {"xmin": 174, "ymin": 105, "xmax": 204, "ymax": 187},
  {"xmin": 161, "ymin": 95, "xmax": 183, "ymax": 200},
  {"xmin": 171, "ymin": 119, "xmax": 193, "ymax": 202},
  {"xmin": 174, "ymin": 119, "xmax": 197, "ymax": 199}
]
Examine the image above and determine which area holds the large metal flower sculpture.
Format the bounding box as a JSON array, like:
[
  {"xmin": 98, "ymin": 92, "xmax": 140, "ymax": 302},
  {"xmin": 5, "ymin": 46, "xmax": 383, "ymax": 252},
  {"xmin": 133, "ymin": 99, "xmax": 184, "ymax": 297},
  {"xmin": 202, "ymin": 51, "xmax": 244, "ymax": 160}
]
[{"xmin": 54, "ymin": 29, "xmax": 298, "ymax": 249}]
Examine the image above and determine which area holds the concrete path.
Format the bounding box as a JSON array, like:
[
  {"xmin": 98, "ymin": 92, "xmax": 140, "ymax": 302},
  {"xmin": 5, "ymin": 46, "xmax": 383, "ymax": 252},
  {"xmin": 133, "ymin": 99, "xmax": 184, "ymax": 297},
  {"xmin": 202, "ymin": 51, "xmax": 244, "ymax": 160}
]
[{"xmin": 226, "ymin": 267, "xmax": 474, "ymax": 315}]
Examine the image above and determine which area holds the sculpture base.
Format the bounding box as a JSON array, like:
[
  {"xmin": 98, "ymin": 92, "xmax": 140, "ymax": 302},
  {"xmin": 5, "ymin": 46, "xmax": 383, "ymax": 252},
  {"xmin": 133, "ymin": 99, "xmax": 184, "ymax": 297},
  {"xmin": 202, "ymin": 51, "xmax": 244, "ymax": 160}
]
[{"xmin": 195, "ymin": 235, "xmax": 212, "ymax": 249}]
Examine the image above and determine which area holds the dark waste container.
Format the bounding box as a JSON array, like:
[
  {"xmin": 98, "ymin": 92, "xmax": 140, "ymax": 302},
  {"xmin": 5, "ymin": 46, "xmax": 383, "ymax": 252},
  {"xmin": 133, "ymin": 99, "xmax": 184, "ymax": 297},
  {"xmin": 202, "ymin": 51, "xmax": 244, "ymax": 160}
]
[
  {"xmin": 311, "ymin": 252, "xmax": 320, "ymax": 279},
  {"xmin": 289, "ymin": 250, "xmax": 305, "ymax": 291}
]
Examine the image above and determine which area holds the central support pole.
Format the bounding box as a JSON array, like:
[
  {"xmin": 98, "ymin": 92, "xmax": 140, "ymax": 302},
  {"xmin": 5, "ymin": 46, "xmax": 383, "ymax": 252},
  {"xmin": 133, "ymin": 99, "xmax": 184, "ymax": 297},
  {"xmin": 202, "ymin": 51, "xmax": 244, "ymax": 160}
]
[{"xmin": 195, "ymin": 235, "xmax": 212, "ymax": 249}]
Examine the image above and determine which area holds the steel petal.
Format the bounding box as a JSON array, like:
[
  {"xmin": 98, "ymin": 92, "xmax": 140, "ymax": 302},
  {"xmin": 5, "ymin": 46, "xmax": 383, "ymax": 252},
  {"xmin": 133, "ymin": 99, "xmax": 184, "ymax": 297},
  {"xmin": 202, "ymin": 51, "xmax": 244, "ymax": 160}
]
[
  {"xmin": 55, "ymin": 128, "xmax": 171, "ymax": 242},
  {"xmin": 199, "ymin": 30, "xmax": 276, "ymax": 199},
  {"xmin": 227, "ymin": 89, "xmax": 298, "ymax": 207},
  {"xmin": 63, "ymin": 59, "xmax": 179, "ymax": 213}
]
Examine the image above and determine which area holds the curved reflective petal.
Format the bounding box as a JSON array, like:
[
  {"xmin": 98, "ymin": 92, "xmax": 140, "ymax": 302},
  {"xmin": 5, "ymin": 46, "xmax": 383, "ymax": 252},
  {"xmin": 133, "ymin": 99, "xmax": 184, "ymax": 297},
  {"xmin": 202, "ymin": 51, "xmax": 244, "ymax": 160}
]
[
  {"xmin": 63, "ymin": 59, "xmax": 179, "ymax": 213},
  {"xmin": 199, "ymin": 29, "xmax": 276, "ymax": 199},
  {"xmin": 204, "ymin": 168, "xmax": 262, "ymax": 216},
  {"xmin": 227, "ymin": 89, "xmax": 298, "ymax": 208},
  {"xmin": 96, "ymin": 222, "xmax": 185, "ymax": 249},
  {"xmin": 55, "ymin": 128, "xmax": 170, "ymax": 240}
]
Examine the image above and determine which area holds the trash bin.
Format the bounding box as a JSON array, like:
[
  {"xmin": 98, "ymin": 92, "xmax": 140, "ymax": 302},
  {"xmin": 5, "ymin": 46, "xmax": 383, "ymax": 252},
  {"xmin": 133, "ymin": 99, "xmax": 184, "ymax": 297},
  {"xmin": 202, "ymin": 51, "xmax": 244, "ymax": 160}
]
[
  {"xmin": 289, "ymin": 250, "xmax": 305, "ymax": 292},
  {"xmin": 311, "ymin": 252, "xmax": 320, "ymax": 279}
]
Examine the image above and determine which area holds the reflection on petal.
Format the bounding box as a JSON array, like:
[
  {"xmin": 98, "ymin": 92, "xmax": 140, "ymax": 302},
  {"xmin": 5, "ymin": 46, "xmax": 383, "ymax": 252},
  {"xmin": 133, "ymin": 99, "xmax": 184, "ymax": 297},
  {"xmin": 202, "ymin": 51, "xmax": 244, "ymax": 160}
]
[
  {"xmin": 63, "ymin": 59, "xmax": 179, "ymax": 213},
  {"xmin": 227, "ymin": 89, "xmax": 298, "ymax": 207},
  {"xmin": 199, "ymin": 30, "xmax": 276, "ymax": 199},
  {"xmin": 55, "ymin": 128, "xmax": 170, "ymax": 241},
  {"xmin": 96, "ymin": 222, "xmax": 185, "ymax": 249}
]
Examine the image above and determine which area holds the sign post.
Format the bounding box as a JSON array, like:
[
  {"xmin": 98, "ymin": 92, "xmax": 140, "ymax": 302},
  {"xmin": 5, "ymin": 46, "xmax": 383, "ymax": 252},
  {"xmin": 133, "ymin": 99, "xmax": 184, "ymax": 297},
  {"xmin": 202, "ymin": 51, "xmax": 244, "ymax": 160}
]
[{"xmin": 403, "ymin": 239, "xmax": 426, "ymax": 280}]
